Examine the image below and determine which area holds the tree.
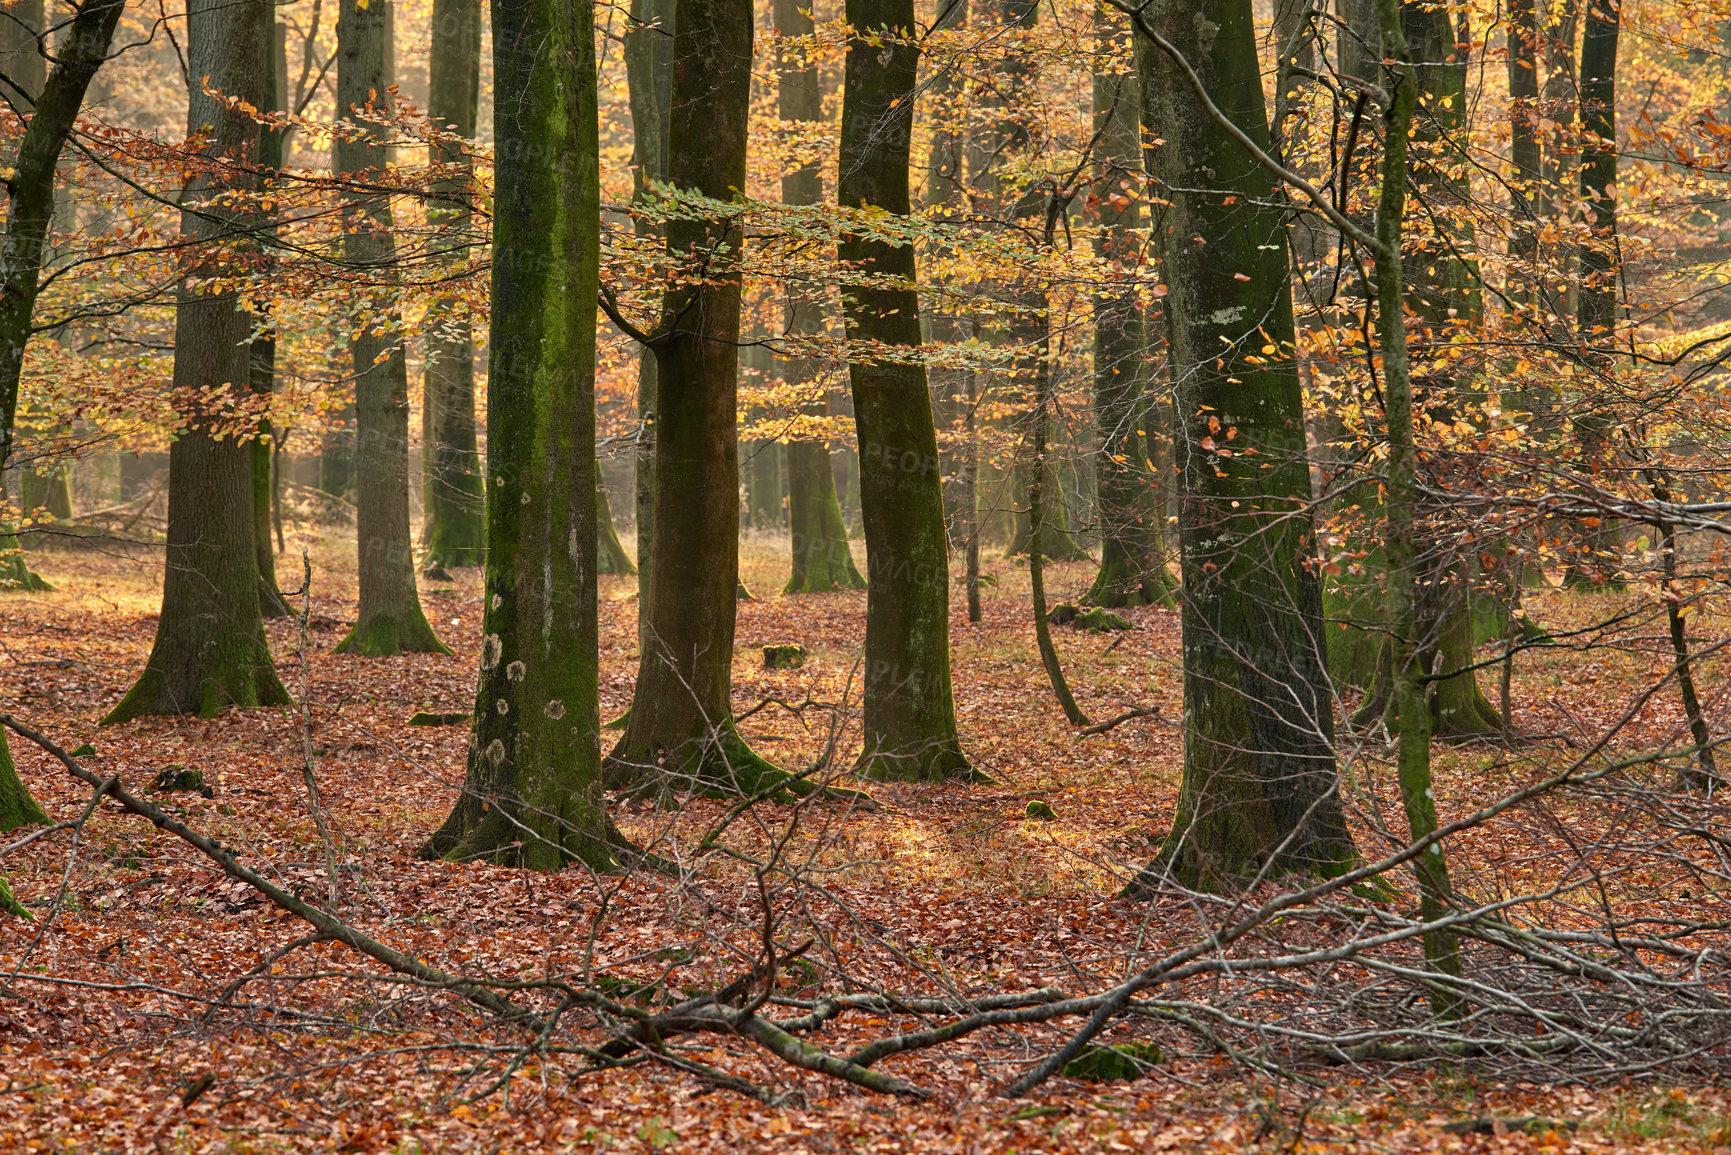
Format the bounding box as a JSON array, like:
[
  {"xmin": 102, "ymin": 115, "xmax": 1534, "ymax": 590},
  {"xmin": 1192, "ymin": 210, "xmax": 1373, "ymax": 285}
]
[
  {"xmin": 331, "ymin": 0, "xmax": 447, "ymax": 656},
  {"xmin": 604, "ymin": 0, "xmax": 792, "ymax": 793},
  {"xmin": 623, "ymin": 0, "xmax": 674, "ymax": 654},
  {"xmin": 104, "ymin": 0, "xmax": 292, "ymax": 724},
  {"xmin": 420, "ymin": 0, "xmax": 618, "ymax": 869},
  {"xmin": 250, "ymin": 18, "xmax": 290, "ymax": 618},
  {"xmin": 420, "ymin": 0, "xmax": 485, "ymax": 574},
  {"xmin": 1125, "ymin": 0, "xmax": 1355, "ymax": 888},
  {"xmin": 1565, "ymin": 0, "xmax": 1623, "ymax": 586},
  {"xmin": 1085, "ymin": 10, "xmax": 1175, "ymax": 609},
  {"xmin": 776, "ymin": 0, "xmax": 863, "ymax": 595},
  {"xmin": 0, "ymin": 0, "xmax": 121, "ymax": 826},
  {"xmin": 837, "ymin": 0, "xmax": 970, "ymax": 780}
]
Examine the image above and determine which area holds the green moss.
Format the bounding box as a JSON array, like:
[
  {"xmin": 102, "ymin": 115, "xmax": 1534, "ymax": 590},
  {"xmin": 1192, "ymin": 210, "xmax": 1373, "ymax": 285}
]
[{"xmin": 1060, "ymin": 1042, "xmax": 1162, "ymax": 1082}]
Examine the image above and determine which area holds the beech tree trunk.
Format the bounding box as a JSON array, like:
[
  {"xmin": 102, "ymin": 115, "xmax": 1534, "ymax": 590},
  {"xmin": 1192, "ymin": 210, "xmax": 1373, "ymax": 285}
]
[
  {"xmin": 1085, "ymin": 17, "xmax": 1174, "ymax": 609},
  {"xmin": 421, "ymin": 0, "xmax": 485, "ymax": 572},
  {"xmin": 605, "ymin": 0, "xmax": 792, "ymax": 794},
  {"xmin": 838, "ymin": 0, "xmax": 969, "ymax": 780},
  {"xmin": 251, "ymin": 18, "xmax": 289, "ymax": 618},
  {"xmin": 104, "ymin": 0, "xmax": 291, "ymax": 724},
  {"xmin": 331, "ymin": 0, "xmax": 446, "ymax": 656},
  {"xmin": 596, "ymin": 461, "xmax": 635, "ymax": 575},
  {"xmin": 1126, "ymin": 0, "xmax": 1354, "ymax": 889},
  {"xmin": 777, "ymin": 0, "xmax": 862, "ymax": 594},
  {"xmin": 1565, "ymin": 0, "xmax": 1623, "ymax": 587},
  {"xmin": 419, "ymin": 0, "xmax": 615, "ymax": 868},
  {"xmin": 624, "ymin": 0, "xmax": 674, "ymax": 655}
]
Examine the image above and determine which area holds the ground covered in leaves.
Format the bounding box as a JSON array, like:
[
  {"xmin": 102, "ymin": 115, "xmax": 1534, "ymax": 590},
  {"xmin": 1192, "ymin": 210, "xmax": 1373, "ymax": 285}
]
[{"xmin": 2, "ymin": 530, "xmax": 1729, "ymax": 1152}]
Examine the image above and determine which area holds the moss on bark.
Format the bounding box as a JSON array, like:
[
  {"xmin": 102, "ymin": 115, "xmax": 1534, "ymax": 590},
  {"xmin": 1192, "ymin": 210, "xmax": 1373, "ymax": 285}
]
[
  {"xmin": 0, "ymin": 731, "xmax": 47, "ymax": 832},
  {"xmin": 419, "ymin": 0, "xmax": 619, "ymax": 870}
]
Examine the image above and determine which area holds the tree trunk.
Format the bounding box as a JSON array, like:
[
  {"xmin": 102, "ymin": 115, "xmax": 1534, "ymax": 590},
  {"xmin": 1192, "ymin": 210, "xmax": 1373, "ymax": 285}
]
[
  {"xmin": 1085, "ymin": 23, "xmax": 1174, "ymax": 609},
  {"xmin": 624, "ymin": 0, "xmax": 675, "ymax": 657},
  {"xmin": 420, "ymin": 0, "xmax": 485, "ymax": 572},
  {"xmin": 331, "ymin": 0, "xmax": 447, "ymax": 656},
  {"xmin": 1507, "ymin": 0, "xmax": 1540, "ymax": 307},
  {"xmin": 605, "ymin": 0, "xmax": 792, "ymax": 795},
  {"xmin": 1125, "ymin": 0, "xmax": 1354, "ymax": 890},
  {"xmin": 1564, "ymin": 0, "xmax": 1623, "ymax": 588},
  {"xmin": 1373, "ymin": 0, "xmax": 1462, "ymax": 998},
  {"xmin": 0, "ymin": 729, "xmax": 47, "ymax": 831},
  {"xmin": 777, "ymin": 0, "xmax": 862, "ymax": 594},
  {"xmin": 104, "ymin": 0, "xmax": 291, "ymax": 724},
  {"xmin": 838, "ymin": 0, "xmax": 969, "ymax": 781},
  {"xmin": 596, "ymin": 461, "xmax": 635, "ymax": 575},
  {"xmin": 252, "ymin": 17, "xmax": 289, "ymax": 618},
  {"xmin": 418, "ymin": 0, "xmax": 617, "ymax": 869}
]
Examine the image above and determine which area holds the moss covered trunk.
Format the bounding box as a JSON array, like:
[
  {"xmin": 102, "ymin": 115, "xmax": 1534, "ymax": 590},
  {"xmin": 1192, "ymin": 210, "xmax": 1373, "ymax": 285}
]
[
  {"xmin": 419, "ymin": 0, "xmax": 616, "ymax": 870},
  {"xmin": 331, "ymin": 0, "xmax": 446, "ymax": 657},
  {"xmin": 596, "ymin": 462, "xmax": 635, "ymax": 575},
  {"xmin": 1127, "ymin": 0, "xmax": 1353, "ymax": 889},
  {"xmin": 105, "ymin": 0, "xmax": 290, "ymax": 724},
  {"xmin": 777, "ymin": 0, "xmax": 862, "ymax": 594},
  {"xmin": 605, "ymin": 0, "xmax": 787, "ymax": 793},
  {"xmin": 420, "ymin": 0, "xmax": 485, "ymax": 572},
  {"xmin": 1087, "ymin": 22, "xmax": 1174, "ymax": 609},
  {"xmin": 838, "ymin": 0, "xmax": 968, "ymax": 780}
]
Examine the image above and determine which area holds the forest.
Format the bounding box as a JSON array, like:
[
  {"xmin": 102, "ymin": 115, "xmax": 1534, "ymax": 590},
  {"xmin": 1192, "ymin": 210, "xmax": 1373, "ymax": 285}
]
[{"xmin": 1, "ymin": 0, "xmax": 1730, "ymax": 1147}]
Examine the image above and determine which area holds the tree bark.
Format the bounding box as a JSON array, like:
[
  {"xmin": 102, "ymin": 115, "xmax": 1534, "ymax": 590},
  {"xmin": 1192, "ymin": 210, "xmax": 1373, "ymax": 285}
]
[
  {"xmin": 605, "ymin": 0, "xmax": 794, "ymax": 795},
  {"xmin": 1373, "ymin": 0, "xmax": 1462, "ymax": 997},
  {"xmin": 1125, "ymin": 0, "xmax": 1354, "ymax": 889},
  {"xmin": 419, "ymin": 0, "xmax": 617, "ymax": 869},
  {"xmin": 331, "ymin": 0, "xmax": 447, "ymax": 656},
  {"xmin": 777, "ymin": 0, "xmax": 862, "ymax": 593},
  {"xmin": 624, "ymin": 0, "xmax": 675, "ymax": 657},
  {"xmin": 1085, "ymin": 16, "xmax": 1175, "ymax": 609},
  {"xmin": 420, "ymin": 0, "xmax": 485, "ymax": 572},
  {"xmin": 1563, "ymin": 0, "xmax": 1623, "ymax": 588},
  {"xmin": 104, "ymin": 0, "xmax": 291, "ymax": 724},
  {"xmin": 839, "ymin": 0, "xmax": 970, "ymax": 780},
  {"xmin": 251, "ymin": 16, "xmax": 289, "ymax": 618},
  {"xmin": 1507, "ymin": 0, "xmax": 1540, "ymax": 307},
  {"xmin": 596, "ymin": 461, "xmax": 635, "ymax": 575}
]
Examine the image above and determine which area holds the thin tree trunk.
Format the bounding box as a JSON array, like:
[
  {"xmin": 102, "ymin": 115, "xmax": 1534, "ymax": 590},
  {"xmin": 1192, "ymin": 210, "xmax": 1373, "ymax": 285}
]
[
  {"xmin": 331, "ymin": 0, "xmax": 447, "ymax": 656},
  {"xmin": 419, "ymin": 0, "xmax": 617, "ymax": 869},
  {"xmin": 1563, "ymin": 0, "xmax": 1623, "ymax": 589},
  {"xmin": 596, "ymin": 461, "xmax": 635, "ymax": 575},
  {"xmin": 605, "ymin": 0, "xmax": 797, "ymax": 796},
  {"xmin": 1508, "ymin": 0, "xmax": 1540, "ymax": 307},
  {"xmin": 1372, "ymin": 0, "xmax": 1462, "ymax": 1000},
  {"xmin": 778, "ymin": 0, "xmax": 862, "ymax": 593},
  {"xmin": 839, "ymin": 0, "xmax": 971, "ymax": 781},
  {"xmin": 1029, "ymin": 292, "xmax": 1087, "ymax": 727},
  {"xmin": 104, "ymin": 0, "xmax": 291, "ymax": 724},
  {"xmin": 1124, "ymin": 0, "xmax": 1353, "ymax": 891},
  {"xmin": 421, "ymin": 0, "xmax": 485, "ymax": 572}
]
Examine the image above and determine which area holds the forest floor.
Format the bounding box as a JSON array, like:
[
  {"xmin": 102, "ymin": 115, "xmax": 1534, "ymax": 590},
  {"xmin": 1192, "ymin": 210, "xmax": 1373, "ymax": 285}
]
[{"xmin": 1, "ymin": 527, "xmax": 1728, "ymax": 1152}]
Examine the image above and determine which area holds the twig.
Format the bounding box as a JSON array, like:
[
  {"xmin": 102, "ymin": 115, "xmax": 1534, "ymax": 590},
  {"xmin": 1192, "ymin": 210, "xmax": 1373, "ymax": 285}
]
[{"xmin": 1077, "ymin": 705, "xmax": 1161, "ymax": 738}]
